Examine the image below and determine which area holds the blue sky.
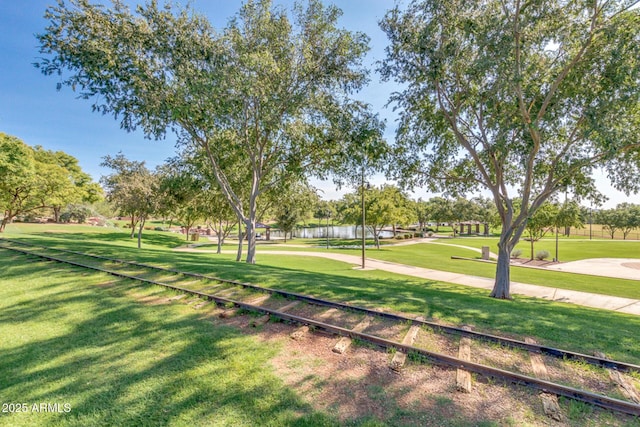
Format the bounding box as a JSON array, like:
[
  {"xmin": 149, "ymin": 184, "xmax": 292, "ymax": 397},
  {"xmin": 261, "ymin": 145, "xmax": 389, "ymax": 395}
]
[{"xmin": 0, "ymin": 0, "xmax": 635, "ymax": 207}]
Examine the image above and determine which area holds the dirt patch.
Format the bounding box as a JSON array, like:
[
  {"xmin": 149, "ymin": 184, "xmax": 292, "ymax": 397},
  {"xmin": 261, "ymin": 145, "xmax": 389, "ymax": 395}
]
[
  {"xmin": 129, "ymin": 288, "xmax": 638, "ymax": 426},
  {"xmin": 511, "ymin": 258, "xmax": 559, "ymax": 268},
  {"xmin": 621, "ymin": 262, "xmax": 640, "ymax": 270}
]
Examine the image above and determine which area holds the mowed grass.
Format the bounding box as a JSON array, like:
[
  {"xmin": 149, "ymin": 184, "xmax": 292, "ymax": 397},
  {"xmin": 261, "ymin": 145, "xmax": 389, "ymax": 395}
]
[
  {"xmin": 253, "ymin": 238, "xmax": 640, "ymax": 300},
  {"xmin": 3, "ymin": 224, "xmax": 640, "ymax": 367},
  {"xmin": 443, "ymin": 236, "xmax": 640, "ymax": 261},
  {"xmin": 0, "ymin": 251, "xmax": 339, "ymax": 427}
]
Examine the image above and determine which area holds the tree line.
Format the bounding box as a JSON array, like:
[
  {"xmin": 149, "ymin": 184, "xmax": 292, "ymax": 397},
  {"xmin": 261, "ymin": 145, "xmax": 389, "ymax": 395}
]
[
  {"xmin": 0, "ymin": 133, "xmax": 102, "ymax": 232},
  {"xmin": 31, "ymin": 0, "xmax": 640, "ymax": 299}
]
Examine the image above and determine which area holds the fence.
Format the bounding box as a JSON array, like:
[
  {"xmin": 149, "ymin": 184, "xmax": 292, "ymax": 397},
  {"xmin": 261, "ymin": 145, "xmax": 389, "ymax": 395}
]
[{"xmin": 569, "ymin": 226, "xmax": 640, "ymax": 241}]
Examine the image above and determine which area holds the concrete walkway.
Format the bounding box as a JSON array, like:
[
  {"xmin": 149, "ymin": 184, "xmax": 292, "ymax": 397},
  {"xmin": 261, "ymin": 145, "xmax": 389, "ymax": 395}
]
[{"xmin": 175, "ymin": 247, "xmax": 640, "ymax": 316}]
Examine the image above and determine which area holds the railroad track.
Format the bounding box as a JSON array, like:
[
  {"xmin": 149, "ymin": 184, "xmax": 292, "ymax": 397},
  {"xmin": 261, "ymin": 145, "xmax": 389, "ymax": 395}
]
[{"xmin": 2, "ymin": 237, "xmax": 639, "ymax": 419}]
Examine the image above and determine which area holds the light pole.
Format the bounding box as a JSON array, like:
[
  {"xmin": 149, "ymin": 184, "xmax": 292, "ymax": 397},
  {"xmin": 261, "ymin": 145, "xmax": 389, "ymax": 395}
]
[
  {"xmin": 361, "ymin": 171, "xmax": 366, "ymax": 269},
  {"xmin": 326, "ymin": 211, "xmax": 330, "ymax": 250},
  {"xmin": 589, "ymin": 206, "xmax": 593, "ymax": 240}
]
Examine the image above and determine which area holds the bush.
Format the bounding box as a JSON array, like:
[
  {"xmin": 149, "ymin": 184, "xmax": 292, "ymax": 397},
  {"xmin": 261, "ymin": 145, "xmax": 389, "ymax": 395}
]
[
  {"xmin": 427, "ymin": 231, "xmax": 434, "ymax": 237},
  {"xmin": 511, "ymin": 249, "xmax": 522, "ymax": 259},
  {"xmin": 535, "ymin": 250, "xmax": 550, "ymax": 261}
]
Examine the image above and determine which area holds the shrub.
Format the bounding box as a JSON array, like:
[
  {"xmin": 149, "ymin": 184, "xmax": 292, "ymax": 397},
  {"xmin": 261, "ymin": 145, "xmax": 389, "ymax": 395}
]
[
  {"xmin": 427, "ymin": 231, "xmax": 434, "ymax": 237},
  {"xmin": 535, "ymin": 250, "xmax": 550, "ymax": 261},
  {"xmin": 511, "ymin": 249, "xmax": 522, "ymax": 259}
]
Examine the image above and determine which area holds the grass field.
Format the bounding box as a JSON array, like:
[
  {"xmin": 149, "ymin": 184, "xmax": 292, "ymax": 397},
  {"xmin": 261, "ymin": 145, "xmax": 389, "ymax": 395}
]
[
  {"xmin": 231, "ymin": 235, "xmax": 640, "ymax": 300},
  {"xmin": 0, "ymin": 252, "xmax": 337, "ymax": 427},
  {"xmin": 3, "ymin": 224, "xmax": 640, "ymax": 364},
  {"xmin": 2, "ymin": 224, "xmax": 640, "ymax": 425}
]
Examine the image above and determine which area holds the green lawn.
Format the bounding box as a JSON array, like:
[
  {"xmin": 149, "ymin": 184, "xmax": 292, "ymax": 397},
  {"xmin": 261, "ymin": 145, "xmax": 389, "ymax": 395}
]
[
  {"xmin": 2, "ymin": 224, "xmax": 640, "ymax": 366},
  {"xmin": 0, "ymin": 252, "xmax": 336, "ymax": 427},
  {"xmin": 437, "ymin": 236, "xmax": 640, "ymax": 261},
  {"xmin": 250, "ymin": 238, "xmax": 640, "ymax": 300}
]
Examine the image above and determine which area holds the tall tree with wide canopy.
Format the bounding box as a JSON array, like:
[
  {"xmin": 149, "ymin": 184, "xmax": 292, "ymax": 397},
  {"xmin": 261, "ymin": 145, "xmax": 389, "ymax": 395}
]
[
  {"xmin": 33, "ymin": 146, "xmax": 102, "ymax": 221},
  {"xmin": 0, "ymin": 133, "xmax": 101, "ymax": 231},
  {"xmin": 380, "ymin": 0, "xmax": 640, "ymax": 298},
  {"xmin": 36, "ymin": 0, "xmax": 370, "ymax": 264}
]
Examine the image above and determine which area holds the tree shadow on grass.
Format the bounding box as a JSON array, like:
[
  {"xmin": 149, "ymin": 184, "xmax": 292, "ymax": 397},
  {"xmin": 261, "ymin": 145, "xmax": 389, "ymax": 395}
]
[
  {"xmin": 2, "ymin": 250, "xmax": 639, "ymax": 426},
  {"xmin": 14, "ymin": 229, "xmax": 188, "ymax": 250},
  {"xmin": 0, "ymin": 255, "xmax": 338, "ymax": 427},
  {"xmin": 5, "ymin": 235, "xmax": 640, "ymax": 366},
  {"xmin": 0, "ymin": 252, "xmax": 542, "ymax": 427}
]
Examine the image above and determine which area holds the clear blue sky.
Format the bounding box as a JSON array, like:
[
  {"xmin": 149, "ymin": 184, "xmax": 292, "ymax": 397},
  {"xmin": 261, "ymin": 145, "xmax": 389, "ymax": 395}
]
[{"xmin": 0, "ymin": 0, "xmax": 635, "ymax": 208}]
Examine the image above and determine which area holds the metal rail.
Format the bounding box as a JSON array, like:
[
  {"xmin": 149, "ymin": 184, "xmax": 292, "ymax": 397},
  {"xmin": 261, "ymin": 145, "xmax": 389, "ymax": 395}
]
[
  {"xmin": 3, "ymin": 241, "xmax": 640, "ymax": 416},
  {"xmin": 3, "ymin": 238, "xmax": 638, "ymax": 374}
]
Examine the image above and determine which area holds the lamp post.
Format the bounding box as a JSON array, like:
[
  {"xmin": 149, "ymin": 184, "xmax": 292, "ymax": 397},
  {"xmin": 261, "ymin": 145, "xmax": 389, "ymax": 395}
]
[
  {"xmin": 361, "ymin": 172, "xmax": 366, "ymax": 269},
  {"xmin": 589, "ymin": 206, "xmax": 593, "ymax": 240},
  {"xmin": 326, "ymin": 211, "xmax": 330, "ymax": 250}
]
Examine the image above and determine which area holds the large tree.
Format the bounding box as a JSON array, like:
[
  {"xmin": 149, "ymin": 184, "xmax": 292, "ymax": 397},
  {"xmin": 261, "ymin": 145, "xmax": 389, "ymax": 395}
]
[
  {"xmin": 0, "ymin": 133, "xmax": 100, "ymax": 231},
  {"xmin": 36, "ymin": 0, "xmax": 370, "ymax": 264},
  {"xmin": 33, "ymin": 146, "xmax": 102, "ymax": 221},
  {"xmin": 338, "ymin": 184, "xmax": 414, "ymax": 248},
  {"xmin": 100, "ymin": 153, "xmax": 159, "ymax": 248},
  {"xmin": 381, "ymin": 0, "xmax": 640, "ymax": 298}
]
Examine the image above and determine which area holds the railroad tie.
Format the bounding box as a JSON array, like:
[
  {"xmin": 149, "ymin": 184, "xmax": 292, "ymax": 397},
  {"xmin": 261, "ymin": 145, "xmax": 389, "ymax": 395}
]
[
  {"xmin": 219, "ymin": 307, "xmax": 239, "ymax": 318},
  {"xmin": 291, "ymin": 307, "xmax": 337, "ymax": 341},
  {"xmin": 456, "ymin": 325, "xmax": 473, "ymax": 393},
  {"xmin": 390, "ymin": 316, "xmax": 425, "ymax": 372},
  {"xmin": 167, "ymin": 294, "xmax": 187, "ymax": 302},
  {"xmin": 290, "ymin": 325, "xmax": 309, "ymax": 340},
  {"xmin": 594, "ymin": 351, "xmax": 640, "ymax": 404},
  {"xmin": 525, "ymin": 338, "xmax": 563, "ymax": 421},
  {"xmin": 245, "ymin": 294, "xmax": 271, "ymax": 306},
  {"xmin": 251, "ymin": 314, "xmax": 271, "ymax": 327},
  {"xmin": 193, "ymin": 301, "xmax": 210, "ymax": 310},
  {"xmin": 199, "ymin": 284, "xmax": 225, "ymax": 293},
  {"xmin": 278, "ymin": 300, "xmax": 301, "ymax": 312},
  {"xmin": 169, "ymin": 278, "xmax": 199, "ymax": 286},
  {"xmin": 332, "ymin": 316, "xmax": 373, "ymax": 354}
]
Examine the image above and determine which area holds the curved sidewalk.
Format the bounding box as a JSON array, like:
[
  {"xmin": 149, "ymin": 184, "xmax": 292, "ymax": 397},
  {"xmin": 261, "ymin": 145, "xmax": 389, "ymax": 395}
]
[{"xmin": 175, "ymin": 247, "xmax": 640, "ymax": 316}]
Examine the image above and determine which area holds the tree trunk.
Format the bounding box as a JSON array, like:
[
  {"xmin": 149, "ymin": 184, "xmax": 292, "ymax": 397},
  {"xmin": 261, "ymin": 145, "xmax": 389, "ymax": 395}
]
[
  {"xmin": 53, "ymin": 206, "xmax": 61, "ymax": 223},
  {"xmin": 129, "ymin": 216, "xmax": 136, "ymax": 238},
  {"xmin": 137, "ymin": 217, "xmax": 145, "ymax": 249},
  {"xmin": 372, "ymin": 226, "xmax": 380, "ymax": 249},
  {"xmin": 0, "ymin": 209, "xmax": 13, "ymax": 232},
  {"xmin": 530, "ymin": 238, "xmax": 534, "ymax": 261},
  {"xmin": 245, "ymin": 218, "xmax": 256, "ymax": 264},
  {"xmin": 490, "ymin": 240, "xmax": 513, "ymax": 299},
  {"xmin": 236, "ymin": 227, "xmax": 243, "ymax": 262},
  {"xmin": 243, "ymin": 186, "xmax": 259, "ymax": 264},
  {"xmin": 216, "ymin": 219, "xmax": 223, "ymax": 254}
]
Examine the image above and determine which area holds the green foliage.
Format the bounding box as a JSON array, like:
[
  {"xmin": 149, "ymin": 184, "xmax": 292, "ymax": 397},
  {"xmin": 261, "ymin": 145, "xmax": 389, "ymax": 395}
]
[
  {"xmin": 100, "ymin": 153, "xmax": 160, "ymax": 248},
  {"xmin": 535, "ymin": 250, "xmax": 550, "ymax": 261},
  {"xmin": 0, "ymin": 133, "xmax": 101, "ymax": 231},
  {"xmin": 380, "ymin": 0, "xmax": 640, "ymax": 298},
  {"xmin": 597, "ymin": 203, "xmax": 640, "ymax": 239},
  {"xmin": 338, "ymin": 184, "xmax": 415, "ymax": 248},
  {"xmin": 36, "ymin": 0, "xmax": 371, "ymax": 265}
]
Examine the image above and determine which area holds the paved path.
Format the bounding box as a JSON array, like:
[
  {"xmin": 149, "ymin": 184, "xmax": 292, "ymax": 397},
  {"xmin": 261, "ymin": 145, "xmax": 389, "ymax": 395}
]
[
  {"xmin": 175, "ymin": 247, "xmax": 640, "ymax": 316},
  {"xmin": 545, "ymin": 258, "xmax": 640, "ymax": 281}
]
